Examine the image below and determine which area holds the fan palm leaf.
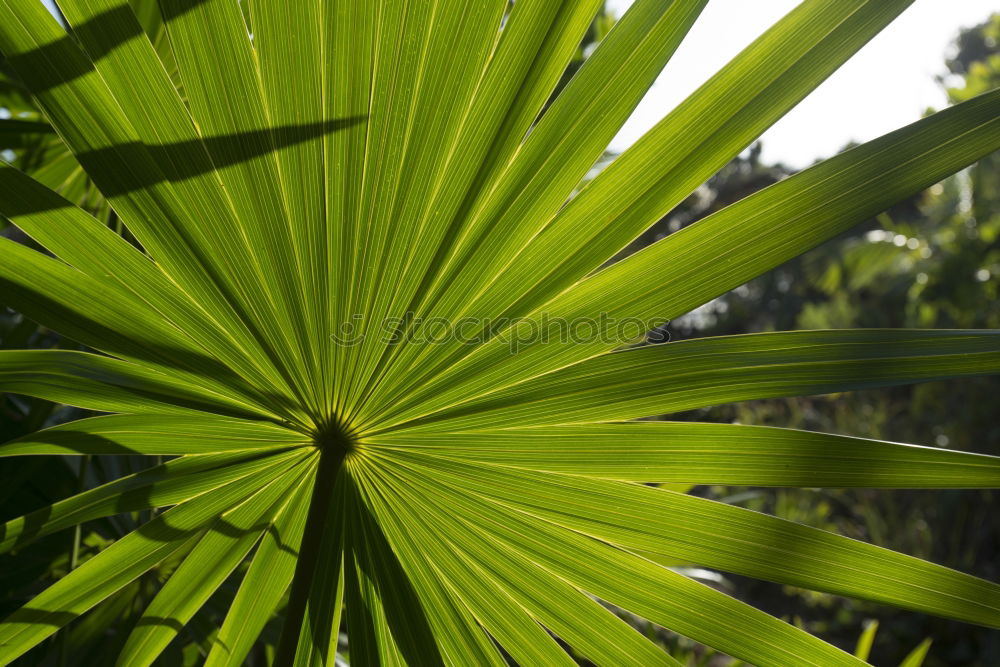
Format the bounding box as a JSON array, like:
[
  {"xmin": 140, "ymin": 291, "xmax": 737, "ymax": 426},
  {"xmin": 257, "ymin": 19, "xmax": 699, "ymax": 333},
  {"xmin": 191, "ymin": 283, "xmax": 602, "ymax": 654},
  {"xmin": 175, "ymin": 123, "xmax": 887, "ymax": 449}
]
[{"xmin": 1, "ymin": 0, "xmax": 999, "ymax": 664}]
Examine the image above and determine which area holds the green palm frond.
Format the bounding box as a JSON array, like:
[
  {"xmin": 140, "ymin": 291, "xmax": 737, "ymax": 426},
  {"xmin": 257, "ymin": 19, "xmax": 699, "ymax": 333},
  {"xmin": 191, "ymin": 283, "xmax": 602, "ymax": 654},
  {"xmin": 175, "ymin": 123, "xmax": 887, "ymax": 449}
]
[{"xmin": 1, "ymin": 0, "xmax": 999, "ymax": 664}]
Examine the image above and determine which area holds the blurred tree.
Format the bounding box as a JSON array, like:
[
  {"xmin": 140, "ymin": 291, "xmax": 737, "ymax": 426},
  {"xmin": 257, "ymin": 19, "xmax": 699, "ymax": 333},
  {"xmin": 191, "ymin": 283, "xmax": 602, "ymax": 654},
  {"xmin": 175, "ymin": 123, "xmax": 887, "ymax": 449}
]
[{"xmin": 654, "ymin": 13, "xmax": 1000, "ymax": 666}]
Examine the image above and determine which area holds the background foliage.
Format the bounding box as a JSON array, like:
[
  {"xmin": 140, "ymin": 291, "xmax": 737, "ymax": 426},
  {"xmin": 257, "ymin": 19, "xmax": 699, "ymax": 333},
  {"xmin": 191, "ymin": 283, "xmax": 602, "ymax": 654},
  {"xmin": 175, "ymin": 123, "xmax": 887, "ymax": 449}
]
[{"xmin": 656, "ymin": 13, "xmax": 1000, "ymax": 666}]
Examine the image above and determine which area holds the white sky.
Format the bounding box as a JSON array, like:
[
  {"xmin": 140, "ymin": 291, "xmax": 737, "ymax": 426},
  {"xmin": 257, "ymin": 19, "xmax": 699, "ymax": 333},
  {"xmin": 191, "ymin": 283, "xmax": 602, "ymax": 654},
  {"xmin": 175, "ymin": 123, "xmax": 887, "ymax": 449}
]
[{"xmin": 606, "ymin": 0, "xmax": 998, "ymax": 168}]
